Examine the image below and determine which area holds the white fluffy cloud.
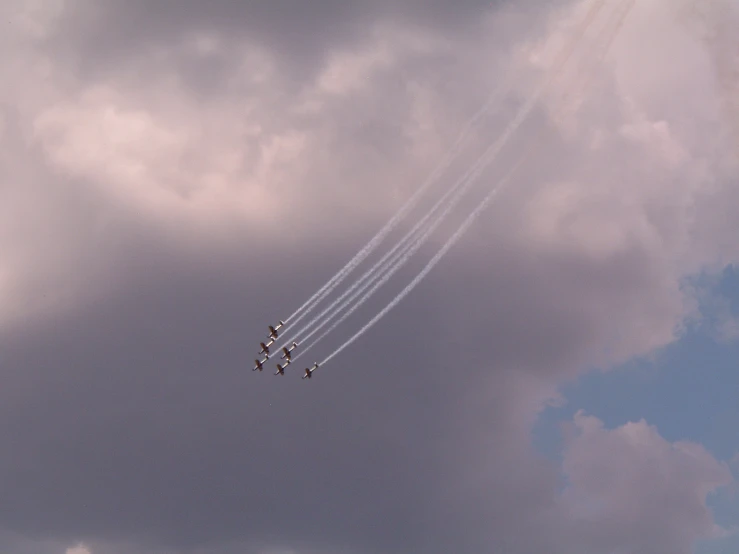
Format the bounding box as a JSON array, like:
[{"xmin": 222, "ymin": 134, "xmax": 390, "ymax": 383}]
[{"xmin": 561, "ymin": 413, "xmax": 733, "ymax": 554}]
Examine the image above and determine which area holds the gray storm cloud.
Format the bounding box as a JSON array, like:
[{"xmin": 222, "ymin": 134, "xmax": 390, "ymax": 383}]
[{"xmin": 1, "ymin": 0, "xmax": 738, "ymax": 553}]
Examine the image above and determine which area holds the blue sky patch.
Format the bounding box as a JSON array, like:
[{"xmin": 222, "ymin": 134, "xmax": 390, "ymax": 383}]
[{"xmin": 534, "ymin": 265, "xmax": 739, "ymax": 548}]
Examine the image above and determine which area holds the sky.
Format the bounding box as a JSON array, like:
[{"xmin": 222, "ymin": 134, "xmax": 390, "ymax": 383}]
[{"xmin": 1, "ymin": 0, "xmax": 738, "ymax": 553}]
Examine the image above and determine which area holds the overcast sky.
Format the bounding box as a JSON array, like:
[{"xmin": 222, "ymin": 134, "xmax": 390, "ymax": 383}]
[{"xmin": 1, "ymin": 1, "xmax": 738, "ymax": 553}]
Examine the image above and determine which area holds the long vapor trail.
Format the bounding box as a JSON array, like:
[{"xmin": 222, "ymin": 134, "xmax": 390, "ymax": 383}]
[
  {"xmin": 290, "ymin": 0, "xmax": 611, "ymax": 356},
  {"xmin": 291, "ymin": 150, "xmax": 513, "ymax": 355},
  {"xmin": 293, "ymin": 161, "xmax": 517, "ymax": 360},
  {"xmin": 305, "ymin": 0, "xmax": 634, "ymax": 369},
  {"xmin": 557, "ymin": 0, "xmax": 636, "ymax": 119},
  {"xmin": 279, "ymin": 66, "xmax": 518, "ymax": 330},
  {"xmin": 280, "ymin": 139, "xmax": 500, "ymax": 348},
  {"xmin": 318, "ymin": 155, "xmax": 528, "ymax": 367},
  {"xmin": 274, "ymin": 59, "xmax": 545, "ymax": 351},
  {"xmin": 275, "ymin": 0, "xmax": 610, "ymax": 358},
  {"xmin": 281, "ymin": 74, "xmax": 544, "ymax": 353},
  {"xmin": 286, "ymin": 0, "xmax": 612, "ymax": 354}
]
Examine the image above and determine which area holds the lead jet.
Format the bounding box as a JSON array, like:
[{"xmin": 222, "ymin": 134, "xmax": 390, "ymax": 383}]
[
  {"xmin": 253, "ymin": 357, "xmax": 269, "ymax": 372},
  {"xmin": 259, "ymin": 339, "xmax": 276, "ymax": 357},
  {"xmin": 268, "ymin": 320, "xmax": 286, "ymax": 340},
  {"xmin": 280, "ymin": 341, "xmax": 298, "ymax": 361},
  {"xmin": 275, "ymin": 359, "xmax": 291, "ymax": 376},
  {"xmin": 302, "ymin": 362, "xmax": 319, "ymax": 379}
]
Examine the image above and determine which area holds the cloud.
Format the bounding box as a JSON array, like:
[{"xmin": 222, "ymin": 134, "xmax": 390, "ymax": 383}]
[
  {"xmin": 677, "ymin": 0, "xmax": 739, "ymax": 157},
  {"xmin": 0, "ymin": 0, "xmax": 737, "ymax": 553},
  {"xmin": 561, "ymin": 412, "xmax": 733, "ymax": 554},
  {"xmin": 48, "ymin": 0, "xmax": 521, "ymax": 80}
]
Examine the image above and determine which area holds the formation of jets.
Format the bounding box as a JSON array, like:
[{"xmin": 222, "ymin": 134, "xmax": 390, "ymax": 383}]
[{"xmin": 255, "ymin": 322, "xmax": 318, "ymax": 379}]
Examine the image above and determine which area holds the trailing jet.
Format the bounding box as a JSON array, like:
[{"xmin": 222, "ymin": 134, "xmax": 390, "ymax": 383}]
[
  {"xmin": 280, "ymin": 342, "xmax": 298, "ymax": 361},
  {"xmin": 253, "ymin": 357, "xmax": 269, "ymax": 372},
  {"xmin": 259, "ymin": 339, "xmax": 275, "ymax": 356},
  {"xmin": 302, "ymin": 362, "xmax": 319, "ymax": 379},
  {"xmin": 268, "ymin": 320, "xmax": 286, "ymax": 339},
  {"xmin": 275, "ymin": 359, "xmax": 291, "ymax": 376}
]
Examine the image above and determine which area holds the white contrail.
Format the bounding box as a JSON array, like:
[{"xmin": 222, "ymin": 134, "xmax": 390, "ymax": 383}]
[
  {"xmin": 274, "ymin": 0, "xmax": 608, "ymax": 341},
  {"xmin": 274, "ymin": 63, "xmax": 539, "ymax": 351},
  {"xmin": 317, "ymin": 155, "xmax": 528, "ymax": 367},
  {"xmin": 292, "ymin": 163, "xmax": 506, "ymax": 361},
  {"xmin": 291, "ymin": 150, "xmax": 509, "ymax": 353},
  {"xmin": 291, "ymin": 0, "xmax": 612, "ymax": 359},
  {"xmin": 288, "ymin": 92, "xmax": 546, "ymax": 353},
  {"xmin": 307, "ymin": 0, "xmax": 634, "ymax": 370},
  {"xmin": 282, "ymin": 83, "xmax": 540, "ymax": 352},
  {"xmin": 556, "ymin": 0, "xmax": 636, "ymax": 119},
  {"xmin": 279, "ymin": 64, "xmax": 519, "ymax": 330},
  {"xmin": 286, "ymin": 0, "xmax": 606, "ymax": 350},
  {"xmin": 281, "ymin": 154, "xmax": 484, "ymax": 348}
]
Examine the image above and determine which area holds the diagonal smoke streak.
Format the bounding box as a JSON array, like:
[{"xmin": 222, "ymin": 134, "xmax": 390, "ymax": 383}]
[
  {"xmin": 280, "ymin": 130, "xmax": 506, "ymax": 349},
  {"xmin": 279, "ymin": 1, "xmax": 610, "ymax": 335},
  {"xmin": 278, "ymin": 63, "xmax": 520, "ymax": 331},
  {"xmin": 281, "ymin": 0, "xmax": 613, "ymax": 359},
  {"xmin": 556, "ymin": 0, "xmax": 636, "ymax": 120},
  {"xmin": 294, "ymin": 159, "xmax": 520, "ymax": 363},
  {"xmin": 266, "ymin": 1, "xmax": 611, "ymax": 373},
  {"xmin": 304, "ymin": 0, "xmax": 634, "ymax": 371},
  {"xmin": 317, "ymin": 154, "xmax": 528, "ymax": 367},
  {"xmin": 292, "ymin": 153, "xmax": 511, "ymax": 355},
  {"xmin": 280, "ymin": 80, "xmax": 537, "ymax": 353}
]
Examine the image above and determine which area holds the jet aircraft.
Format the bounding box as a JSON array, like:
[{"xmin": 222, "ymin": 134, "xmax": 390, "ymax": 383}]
[
  {"xmin": 268, "ymin": 320, "xmax": 286, "ymax": 339},
  {"xmin": 259, "ymin": 339, "xmax": 275, "ymax": 356},
  {"xmin": 253, "ymin": 357, "xmax": 269, "ymax": 371},
  {"xmin": 275, "ymin": 359, "xmax": 291, "ymax": 375},
  {"xmin": 302, "ymin": 362, "xmax": 319, "ymax": 379},
  {"xmin": 280, "ymin": 342, "xmax": 298, "ymax": 361}
]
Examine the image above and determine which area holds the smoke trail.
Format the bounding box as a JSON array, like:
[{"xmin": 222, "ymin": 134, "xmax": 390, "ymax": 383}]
[
  {"xmin": 318, "ymin": 156, "xmax": 527, "ymax": 367},
  {"xmin": 281, "ymin": 73, "xmax": 545, "ymax": 352},
  {"xmin": 281, "ymin": 147, "xmax": 489, "ymax": 348},
  {"xmin": 285, "ymin": 216, "xmax": 427, "ymax": 346},
  {"xmin": 278, "ymin": 0, "xmax": 609, "ymax": 339},
  {"xmin": 290, "ymin": 0, "xmax": 611, "ymax": 360},
  {"xmin": 278, "ymin": 145, "xmax": 493, "ymax": 354},
  {"xmin": 292, "ymin": 150, "xmax": 510, "ymax": 354},
  {"xmin": 288, "ymin": 82, "xmax": 553, "ymax": 353},
  {"xmin": 280, "ymin": 65, "xmax": 519, "ymax": 329},
  {"xmin": 277, "ymin": 55, "xmax": 548, "ymax": 350},
  {"xmin": 292, "ymin": 165, "xmax": 496, "ymax": 361},
  {"xmin": 292, "ymin": 49, "xmax": 585, "ymax": 355},
  {"xmin": 311, "ymin": 0, "xmax": 633, "ymax": 370},
  {"xmin": 556, "ymin": 0, "xmax": 636, "ymax": 120}
]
